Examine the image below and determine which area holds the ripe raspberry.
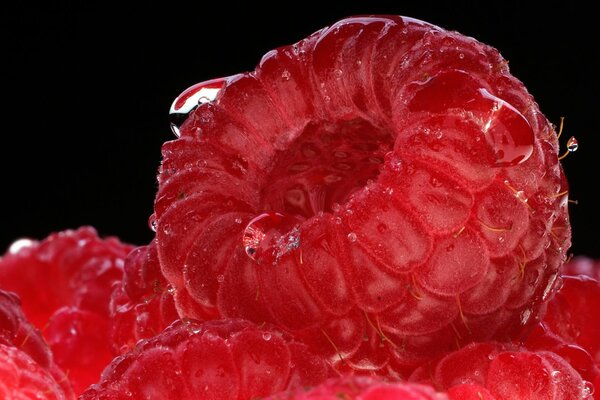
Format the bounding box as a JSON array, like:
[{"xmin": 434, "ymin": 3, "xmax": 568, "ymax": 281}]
[
  {"xmin": 526, "ymin": 275, "xmax": 600, "ymax": 391},
  {"xmin": 0, "ymin": 290, "xmax": 74, "ymax": 399},
  {"xmin": 80, "ymin": 318, "xmax": 333, "ymax": 400},
  {"xmin": 409, "ymin": 342, "xmax": 592, "ymax": 399},
  {"xmin": 563, "ymin": 257, "xmax": 600, "ymax": 281},
  {"xmin": 109, "ymin": 240, "xmax": 179, "ymax": 354},
  {"xmin": 266, "ymin": 376, "xmax": 446, "ymax": 399},
  {"xmin": 0, "ymin": 344, "xmax": 71, "ymax": 400},
  {"xmin": 156, "ymin": 16, "xmax": 570, "ymax": 371},
  {"xmin": 0, "ymin": 227, "xmax": 133, "ymax": 394}
]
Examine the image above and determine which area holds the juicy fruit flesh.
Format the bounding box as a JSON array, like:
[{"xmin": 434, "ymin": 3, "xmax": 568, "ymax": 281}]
[{"xmin": 155, "ymin": 14, "xmax": 570, "ymax": 375}]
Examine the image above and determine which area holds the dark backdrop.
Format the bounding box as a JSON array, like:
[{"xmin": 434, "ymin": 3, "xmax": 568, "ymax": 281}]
[{"xmin": 4, "ymin": 1, "xmax": 599, "ymax": 257}]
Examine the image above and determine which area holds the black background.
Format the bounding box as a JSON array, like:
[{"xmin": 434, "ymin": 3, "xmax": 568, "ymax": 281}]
[{"xmin": 3, "ymin": 1, "xmax": 599, "ymax": 257}]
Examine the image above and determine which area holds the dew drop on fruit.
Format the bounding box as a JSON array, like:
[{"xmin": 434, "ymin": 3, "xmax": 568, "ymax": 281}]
[
  {"xmin": 262, "ymin": 332, "xmax": 272, "ymax": 341},
  {"xmin": 408, "ymin": 71, "xmax": 534, "ymax": 167},
  {"xmin": 242, "ymin": 212, "xmax": 303, "ymax": 264},
  {"xmin": 566, "ymin": 136, "xmax": 579, "ymax": 153},
  {"xmin": 148, "ymin": 213, "xmax": 157, "ymax": 232},
  {"xmin": 169, "ymin": 77, "xmax": 228, "ymax": 137}
]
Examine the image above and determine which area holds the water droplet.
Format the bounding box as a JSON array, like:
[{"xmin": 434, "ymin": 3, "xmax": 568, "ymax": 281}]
[
  {"xmin": 8, "ymin": 238, "xmax": 37, "ymax": 254},
  {"xmin": 331, "ymin": 203, "xmax": 341, "ymax": 212},
  {"xmin": 281, "ymin": 69, "xmax": 291, "ymax": 81},
  {"xmin": 567, "ymin": 136, "xmax": 579, "ymax": 152},
  {"xmin": 335, "ymin": 217, "xmax": 342, "ymax": 225},
  {"xmin": 458, "ymin": 53, "xmax": 465, "ymax": 59},
  {"xmin": 385, "ymin": 187, "xmax": 394, "ymax": 195},
  {"xmin": 384, "ymin": 152, "xmax": 403, "ymax": 172},
  {"xmin": 515, "ymin": 190, "xmax": 528, "ymax": 203},
  {"xmin": 408, "ymin": 71, "xmax": 534, "ymax": 167},
  {"xmin": 242, "ymin": 212, "xmax": 303, "ymax": 264},
  {"xmin": 262, "ymin": 332, "xmax": 272, "ymax": 341},
  {"xmin": 583, "ymin": 381, "xmax": 595, "ymax": 397},
  {"xmin": 167, "ymin": 285, "xmax": 176, "ymax": 295},
  {"xmin": 234, "ymin": 218, "xmax": 243, "ymax": 224},
  {"xmin": 162, "ymin": 223, "xmax": 173, "ymax": 236},
  {"xmin": 551, "ymin": 370, "xmax": 561, "ymax": 379},
  {"xmin": 190, "ymin": 325, "xmax": 202, "ymax": 334},
  {"xmin": 323, "ymin": 95, "xmax": 331, "ymax": 103},
  {"xmin": 217, "ymin": 274, "xmax": 225, "ymax": 283},
  {"xmin": 169, "ymin": 77, "xmax": 228, "ymax": 137},
  {"xmin": 347, "ymin": 232, "xmax": 357, "ymax": 242},
  {"xmin": 148, "ymin": 214, "xmax": 157, "ymax": 232},
  {"xmin": 334, "ymin": 69, "xmax": 343, "ymax": 77}
]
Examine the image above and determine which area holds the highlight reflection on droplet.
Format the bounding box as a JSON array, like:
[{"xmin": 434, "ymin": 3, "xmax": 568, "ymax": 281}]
[{"xmin": 169, "ymin": 77, "xmax": 228, "ymax": 137}]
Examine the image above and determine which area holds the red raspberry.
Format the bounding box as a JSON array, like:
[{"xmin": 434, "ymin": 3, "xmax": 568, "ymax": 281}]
[
  {"xmin": 0, "ymin": 290, "xmax": 74, "ymax": 399},
  {"xmin": 563, "ymin": 257, "xmax": 600, "ymax": 281},
  {"xmin": 155, "ymin": 16, "xmax": 570, "ymax": 371},
  {"xmin": 80, "ymin": 318, "xmax": 334, "ymax": 400},
  {"xmin": 109, "ymin": 240, "xmax": 179, "ymax": 354},
  {"xmin": 0, "ymin": 227, "xmax": 133, "ymax": 394},
  {"xmin": 409, "ymin": 342, "xmax": 592, "ymax": 399},
  {"xmin": 526, "ymin": 275, "xmax": 600, "ymax": 392},
  {"xmin": 0, "ymin": 344, "xmax": 71, "ymax": 400},
  {"xmin": 266, "ymin": 376, "xmax": 446, "ymax": 399}
]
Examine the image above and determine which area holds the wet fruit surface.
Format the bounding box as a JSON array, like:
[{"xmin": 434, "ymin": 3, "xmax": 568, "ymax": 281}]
[
  {"xmin": 154, "ymin": 15, "xmax": 570, "ymax": 372},
  {"xmin": 0, "ymin": 227, "xmax": 132, "ymax": 394}
]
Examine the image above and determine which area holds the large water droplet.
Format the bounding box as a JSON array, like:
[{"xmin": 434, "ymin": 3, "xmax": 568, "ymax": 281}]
[
  {"xmin": 408, "ymin": 70, "xmax": 534, "ymax": 167},
  {"xmin": 242, "ymin": 212, "xmax": 303, "ymax": 265},
  {"xmin": 478, "ymin": 88, "xmax": 534, "ymax": 167},
  {"xmin": 169, "ymin": 77, "xmax": 227, "ymax": 137}
]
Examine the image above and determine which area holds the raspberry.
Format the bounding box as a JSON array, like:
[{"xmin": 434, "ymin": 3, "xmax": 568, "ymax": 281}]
[
  {"xmin": 526, "ymin": 275, "xmax": 600, "ymax": 390},
  {"xmin": 409, "ymin": 342, "xmax": 592, "ymax": 399},
  {"xmin": 266, "ymin": 376, "xmax": 446, "ymax": 399},
  {"xmin": 109, "ymin": 240, "xmax": 179, "ymax": 354},
  {"xmin": 0, "ymin": 290, "xmax": 74, "ymax": 399},
  {"xmin": 563, "ymin": 257, "xmax": 600, "ymax": 280},
  {"xmin": 155, "ymin": 15, "xmax": 570, "ymax": 371},
  {"xmin": 0, "ymin": 227, "xmax": 133, "ymax": 394},
  {"xmin": 0, "ymin": 344, "xmax": 71, "ymax": 400},
  {"xmin": 80, "ymin": 318, "xmax": 333, "ymax": 400}
]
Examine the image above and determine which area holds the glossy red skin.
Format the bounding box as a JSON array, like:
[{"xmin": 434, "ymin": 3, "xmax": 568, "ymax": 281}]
[
  {"xmin": 526, "ymin": 275, "xmax": 600, "ymax": 397},
  {"xmin": 0, "ymin": 227, "xmax": 133, "ymax": 394},
  {"xmin": 109, "ymin": 240, "xmax": 179, "ymax": 354},
  {"xmin": 155, "ymin": 15, "xmax": 570, "ymax": 373},
  {"xmin": 410, "ymin": 342, "xmax": 590, "ymax": 400},
  {"xmin": 0, "ymin": 290, "xmax": 74, "ymax": 399},
  {"xmin": 266, "ymin": 376, "xmax": 447, "ymax": 400},
  {"xmin": 81, "ymin": 319, "xmax": 334, "ymax": 400}
]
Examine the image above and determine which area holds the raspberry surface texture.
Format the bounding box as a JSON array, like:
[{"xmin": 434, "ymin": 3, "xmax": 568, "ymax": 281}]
[
  {"xmin": 109, "ymin": 239, "xmax": 179, "ymax": 354},
  {"xmin": 0, "ymin": 344, "xmax": 71, "ymax": 400},
  {"xmin": 81, "ymin": 318, "xmax": 334, "ymax": 400},
  {"xmin": 0, "ymin": 290, "xmax": 74, "ymax": 399},
  {"xmin": 0, "ymin": 227, "xmax": 133, "ymax": 394},
  {"xmin": 267, "ymin": 376, "xmax": 447, "ymax": 399},
  {"xmin": 526, "ymin": 275, "xmax": 600, "ymax": 392},
  {"xmin": 409, "ymin": 342, "xmax": 592, "ymax": 399},
  {"xmin": 156, "ymin": 15, "xmax": 571, "ymax": 371}
]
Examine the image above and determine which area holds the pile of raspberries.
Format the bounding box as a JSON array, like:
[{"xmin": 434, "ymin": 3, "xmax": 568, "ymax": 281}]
[{"xmin": 1, "ymin": 15, "xmax": 597, "ymax": 400}]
